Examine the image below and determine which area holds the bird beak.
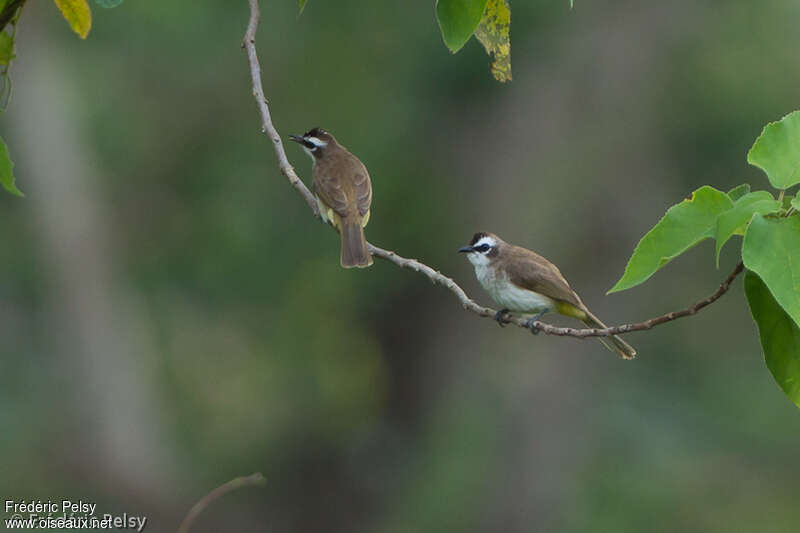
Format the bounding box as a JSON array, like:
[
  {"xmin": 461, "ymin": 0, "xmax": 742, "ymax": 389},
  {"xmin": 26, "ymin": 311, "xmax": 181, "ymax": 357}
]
[
  {"xmin": 289, "ymin": 134, "xmax": 304, "ymax": 143},
  {"xmin": 457, "ymin": 245, "xmax": 474, "ymax": 253}
]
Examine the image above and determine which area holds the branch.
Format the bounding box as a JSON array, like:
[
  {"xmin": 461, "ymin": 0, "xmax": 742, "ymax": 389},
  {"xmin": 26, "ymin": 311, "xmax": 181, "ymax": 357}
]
[
  {"xmin": 528, "ymin": 261, "xmax": 743, "ymax": 337},
  {"xmin": 243, "ymin": 0, "xmax": 318, "ymax": 217},
  {"xmin": 177, "ymin": 472, "xmax": 266, "ymax": 533},
  {"xmin": 242, "ymin": 0, "xmax": 743, "ymax": 344}
]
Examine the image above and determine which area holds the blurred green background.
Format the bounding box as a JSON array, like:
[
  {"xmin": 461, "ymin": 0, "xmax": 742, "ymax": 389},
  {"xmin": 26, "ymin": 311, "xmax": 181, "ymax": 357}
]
[{"xmin": 1, "ymin": 1, "xmax": 799, "ymax": 531}]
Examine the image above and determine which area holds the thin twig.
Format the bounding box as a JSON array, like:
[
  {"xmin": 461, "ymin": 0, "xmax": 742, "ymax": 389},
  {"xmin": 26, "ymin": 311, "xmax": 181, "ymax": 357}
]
[
  {"xmin": 177, "ymin": 472, "xmax": 266, "ymax": 533},
  {"xmin": 242, "ymin": 0, "xmax": 743, "ymax": 343},
  {"xmin": 243, "ymin": 0, "xmax": 318, "ymax": 216},
  {"xmin": 528, "ymin": 262, "xmax": 743, "ymax": 337}
]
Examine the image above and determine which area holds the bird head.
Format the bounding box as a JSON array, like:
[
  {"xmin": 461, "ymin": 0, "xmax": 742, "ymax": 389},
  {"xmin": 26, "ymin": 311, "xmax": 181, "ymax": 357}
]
[
  {"xmin": 458, "ymin": 232, "xmax": 501, "ymax": 266},
  {"xmin": 289, "ymin": 127, "xmax": 335, "ymax": 160}
]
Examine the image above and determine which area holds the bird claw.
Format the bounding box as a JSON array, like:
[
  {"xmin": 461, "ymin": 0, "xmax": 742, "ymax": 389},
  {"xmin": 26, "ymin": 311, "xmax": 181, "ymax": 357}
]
[
  {"xmin": 494, "ymin": 309, "xmax": 511, "ymax": 327},
  {"xmin": 525, "ymin": 311, "xmax": 547, "ymax": 335},
  {"xmin": 525, "ymin": 317, "xmax": 540, "ymax": 335}
]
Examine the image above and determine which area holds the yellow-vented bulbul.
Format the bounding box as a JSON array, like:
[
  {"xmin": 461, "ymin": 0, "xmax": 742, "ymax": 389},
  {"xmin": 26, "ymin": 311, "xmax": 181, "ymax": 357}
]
[
  {"xmin": 290, "ymin": 128, "xmax": 373, "ymax": 268},
  {"xmin": 459, "ymin": 232, "xmax": 636, "ymax": 359}
]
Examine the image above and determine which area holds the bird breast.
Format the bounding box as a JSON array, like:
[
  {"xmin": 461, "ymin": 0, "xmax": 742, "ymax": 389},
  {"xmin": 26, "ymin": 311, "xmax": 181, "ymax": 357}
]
[{"xmin": 473, "ymin": 263, "xmax": 556, "ymax": 314}]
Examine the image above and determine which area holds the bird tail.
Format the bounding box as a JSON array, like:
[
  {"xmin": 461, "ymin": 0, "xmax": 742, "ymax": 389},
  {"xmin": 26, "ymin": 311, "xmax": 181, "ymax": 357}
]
[
  {"xmin": 340, "ymin": 217, "xmax": 372, "ymax": 268},
  {"xmin": 582, "ymin": 309, "xmax": 636, "ymax": 359}
]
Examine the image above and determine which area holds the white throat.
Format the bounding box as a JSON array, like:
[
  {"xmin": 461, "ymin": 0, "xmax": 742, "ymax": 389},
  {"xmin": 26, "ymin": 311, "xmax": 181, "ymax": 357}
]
[
  {"xmin": 301, "ymin": 146, "xmax": 316, "ymax": 164},
  {"xmin": 467, "ymin": 251, "xmax": 490, "ymax": 267},
  {"xmin": 467, "ymin": 236, "xmax": 497, "ymax": 267}
]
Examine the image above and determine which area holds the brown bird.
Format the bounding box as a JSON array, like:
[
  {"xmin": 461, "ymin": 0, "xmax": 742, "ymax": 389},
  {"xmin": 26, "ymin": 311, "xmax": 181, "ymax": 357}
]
[
  {"xmin": 459, "ymin": 232, "xmax": 636, "ymax": 359},
  {"xmin": 290, "ymin": 128, "xmax": 373, "ymax": 268}
]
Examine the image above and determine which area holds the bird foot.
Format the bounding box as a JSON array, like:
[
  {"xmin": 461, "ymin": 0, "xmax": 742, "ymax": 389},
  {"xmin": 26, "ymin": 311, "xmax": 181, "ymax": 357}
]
[
  {"xmin": 494, "ymin": 309, "xmax": 511, "ymax": 327},
  {"xmin": 525, "ymin": 311, "xmax": 547, "ymax": 335},
  {"xmin": 525, "ymin": 317, "xmax": 540, "ymax": 335}
]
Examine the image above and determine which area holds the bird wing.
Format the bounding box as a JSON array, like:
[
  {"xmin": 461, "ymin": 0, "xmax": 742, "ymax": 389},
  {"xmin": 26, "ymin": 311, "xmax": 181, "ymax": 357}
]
[
  {"xmin": 312, "ymin": 151, "xmax": 372, "ymax": 219},
  {"xmin": 313, "ymin": 168, "xmax": 349, "ymax": 218},
  {"xmin": 351, "ymin": 160, "xmax": 372, "ymax": 217},
  {"xmin": 504, "ymin": 245, "xmax": 583, "ymax": 308}
]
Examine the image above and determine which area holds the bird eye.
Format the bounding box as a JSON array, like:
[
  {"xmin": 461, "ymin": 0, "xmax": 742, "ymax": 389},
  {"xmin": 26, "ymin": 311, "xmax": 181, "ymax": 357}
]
[{"xmin": 475, "ymin": 244, "xmax": 491, "ymax": 253}]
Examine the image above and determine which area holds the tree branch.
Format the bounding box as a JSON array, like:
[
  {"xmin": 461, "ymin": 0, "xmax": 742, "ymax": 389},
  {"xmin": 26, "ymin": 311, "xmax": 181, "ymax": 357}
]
[
  {"xmin": 241, "ymin": 0, "xmax": 743, "ymax": 345},
  {"xmin": 243, "ymin": 0, "xmax": 318, "ymax": 217},
  {"xmin": 527, "ymin": 261, "xmax": 743, "ymax": 337},
  {"xmin": 178, "ymin": 472, "xmax": 266, "ymax": 533}
]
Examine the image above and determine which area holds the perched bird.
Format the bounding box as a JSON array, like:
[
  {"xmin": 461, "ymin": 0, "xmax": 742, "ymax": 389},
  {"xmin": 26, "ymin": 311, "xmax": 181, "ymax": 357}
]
[
  {"xmin": 459, "ymin": 232, "xmax": 636, "ymax": 359},
  {"xmin": 289, "ymin": 128, "xmax": 373, "ymax": 268}
]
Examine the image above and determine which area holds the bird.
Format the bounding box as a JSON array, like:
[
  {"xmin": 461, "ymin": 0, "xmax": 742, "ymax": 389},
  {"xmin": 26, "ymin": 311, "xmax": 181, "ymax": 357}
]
[
  {"xmin": 458, "ymin": 232, "xmax": 636, "ymax": 359},
  {"xmin": 289, "ymin": 128, "xmax": 373, "ymax": 268}
]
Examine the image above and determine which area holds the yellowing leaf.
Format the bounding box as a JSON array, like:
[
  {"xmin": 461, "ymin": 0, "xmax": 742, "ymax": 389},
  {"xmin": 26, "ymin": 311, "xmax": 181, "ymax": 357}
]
[
  {"xmin": 474, "ymin": 0, "xmax": 511, "ymax": 82},
  {"xmin": 53, "ymin": 0, "xmax": 92, "ymax": 39}
]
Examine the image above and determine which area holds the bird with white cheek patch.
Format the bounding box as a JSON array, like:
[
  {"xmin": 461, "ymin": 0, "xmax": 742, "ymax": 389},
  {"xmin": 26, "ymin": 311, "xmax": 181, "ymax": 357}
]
[
  {"xmin": 289, "ymin": 128, "xmax": 373, "ymax": 268},
  {"xmin": 459, "ymin": 232, "xmax": 636, "ymax": 359}
]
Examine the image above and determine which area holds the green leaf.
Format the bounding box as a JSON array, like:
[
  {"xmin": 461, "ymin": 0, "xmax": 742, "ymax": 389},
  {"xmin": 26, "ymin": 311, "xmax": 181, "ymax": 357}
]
[
  {"xmin": 791, "ymin": 195, "xmax": 800, "ymax": 212},
  {"xmin": 742, "ymin": 214, "xmax": 800, "ymax": 327},
  {"xmin": 779, "ymin": 193, "xmax": 792, "ymax": 211},
  {"xmin": 714, "ymin": 191, "xmax": 780, "ymax": 266},
  {"xmin": 747, "ymin": 110, "xmax": 800, "ymax": 190},
  {"xmin": 0, "ymin": 136, "xmax": 22, "ymax": 196},
  {"xmin": 298, "ymin": 0, "xmax": 307, "ymax": 15},
  {"xmin": 745, "ymin": 271, "xmax": 800, "ymax": 409},
  {"xmin": 53, "ymin": 0, "xmax": 91, "ymax": 39},
  {"xmin": 726, "ymin": 183, "xmax": 750, "ymax": 202},
  {"xmin": 0, "ymin": 31, "xmax": 13, "ymax": 66},
  {"xmin": 93, "ymin": 0, "xmax": 123, "ymax": 8},
  {"xmin": 435, "ymin": 0, "xmax": 488, "ymax": 53},
  {"xmin": 609, "ymin": 186, "xmax": 733, "ymax": 293},
  {"xmin": 474, "ymin": 0, "xmax": 511, "ymax": 82}
]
